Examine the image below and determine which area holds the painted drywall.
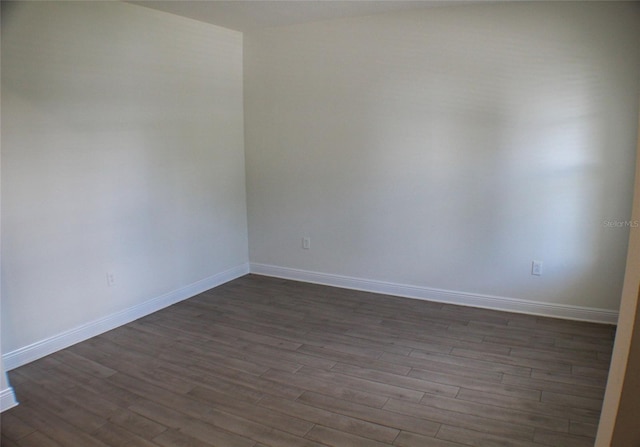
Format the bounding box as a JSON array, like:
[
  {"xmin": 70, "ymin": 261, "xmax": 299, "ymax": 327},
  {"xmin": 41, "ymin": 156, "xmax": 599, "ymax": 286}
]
[
  {"xmin": 1, "ymin": 1, "xmax": 248, "ymax": 356},
  {"xmin": 0, "ymin": 35, "xmax": 17, "ymax": 405},
  {"xmin": 244, "ymin": 2, "xmax": 640, "ymax": 311},
  {"xmin": 1, "ymin": 356, "xmax": 17, "ymax": 411}
]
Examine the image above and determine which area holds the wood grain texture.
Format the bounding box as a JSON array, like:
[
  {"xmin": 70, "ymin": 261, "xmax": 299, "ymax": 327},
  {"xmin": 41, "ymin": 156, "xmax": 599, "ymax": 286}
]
[{"xmin": 1, "ymin": 275, "xmax": 614, "ymax": 446}]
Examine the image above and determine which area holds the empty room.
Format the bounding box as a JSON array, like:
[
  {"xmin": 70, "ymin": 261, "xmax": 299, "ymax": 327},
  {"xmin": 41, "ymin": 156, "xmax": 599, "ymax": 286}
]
[{"xmin": 1, "ymin": 1, "xmax": 639, "ymax": 446}]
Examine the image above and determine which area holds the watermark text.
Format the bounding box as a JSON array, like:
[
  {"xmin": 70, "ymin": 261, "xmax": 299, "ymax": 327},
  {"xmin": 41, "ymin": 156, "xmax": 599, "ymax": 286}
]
[{"xmin": 604, "ymin": 220, "xmax": 639, "ymax": 228}]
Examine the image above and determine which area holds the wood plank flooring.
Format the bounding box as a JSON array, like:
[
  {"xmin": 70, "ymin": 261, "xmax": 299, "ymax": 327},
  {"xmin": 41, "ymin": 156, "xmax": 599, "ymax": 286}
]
[{"xmin": 1, "ymin": 274, "xmax": 615, "ymax": 446}]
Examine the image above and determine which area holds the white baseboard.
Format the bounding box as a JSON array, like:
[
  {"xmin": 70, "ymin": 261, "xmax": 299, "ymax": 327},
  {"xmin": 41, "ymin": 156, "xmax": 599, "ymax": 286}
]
[
  {"xmin": 2, "ymin": 261, "xmax": 617, "ymax": 373},
  {"xmin": 1, "ymin": 386, "xmax": 18, "ymax": 412},
  {"xmin": 2, "ymin": 263, "xmax": 250, "ymax": 371},
  {"xmin": 250, "ymin": 263, "xmax": 619, "ymax": 325}
]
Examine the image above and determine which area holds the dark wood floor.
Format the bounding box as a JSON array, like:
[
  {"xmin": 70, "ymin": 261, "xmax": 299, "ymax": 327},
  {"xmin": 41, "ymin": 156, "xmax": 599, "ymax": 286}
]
[{"xmin": 1, "ymin": 274, "xmax": 615, "ymax": 447}]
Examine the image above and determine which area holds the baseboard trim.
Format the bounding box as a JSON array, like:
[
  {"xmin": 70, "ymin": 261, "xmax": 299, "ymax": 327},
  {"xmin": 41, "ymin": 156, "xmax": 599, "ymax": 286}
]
[
  {"xmin": 1, "ymin": 386, "xmax": 18, "ymax": 412},
  {"xmin": 2, "ymin": 263, "xmax": 250, "ymax": 371},
  {"xmin": 250, "ymin": 263, "xmax": 619, "ymax": 325}
]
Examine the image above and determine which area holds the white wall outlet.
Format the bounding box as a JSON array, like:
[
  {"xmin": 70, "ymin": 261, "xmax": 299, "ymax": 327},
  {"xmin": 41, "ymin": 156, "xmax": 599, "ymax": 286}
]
[
  {"xmin": 531, "ymin": 260, "xmax": 543, "ymax": 276},
  {"xmin": 302, "ymin": 237, "xmax": 311, "ymax": 250},
  {"xmin": 106, "ymin": 272, "xmax": 116, "ymax": 287}
]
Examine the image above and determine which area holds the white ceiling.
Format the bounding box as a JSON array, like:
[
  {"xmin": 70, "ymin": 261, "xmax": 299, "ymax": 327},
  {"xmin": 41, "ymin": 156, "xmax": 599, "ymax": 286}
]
[{"xmin": 128, "ymin": 0, "xmax": 473, "ymax": 32}]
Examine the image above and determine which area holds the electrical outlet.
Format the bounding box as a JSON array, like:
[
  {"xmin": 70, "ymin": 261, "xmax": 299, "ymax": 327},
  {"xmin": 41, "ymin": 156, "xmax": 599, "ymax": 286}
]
[
  {"xmin": 302, "ymin": 237, "xmax": 311, "ymax": 250},
  {"xmin": 531, "ymin": 260, "xmax": 543, "ymax": 276},
  {"xmin": 106, "ymin": 272, "xmax": 116, "ymax": 287}
]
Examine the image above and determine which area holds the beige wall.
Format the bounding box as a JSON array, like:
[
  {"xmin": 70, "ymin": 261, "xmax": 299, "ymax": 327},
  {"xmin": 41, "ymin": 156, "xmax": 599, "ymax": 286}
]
[
  {"xmin": 245, "ymin": 2, "xmax": 640, "ymax": 312},
  {"xmin": 612, "ymin": 299, "xmax": 640, "ymax": 445},
  {"xmin": 1, "ymin": 2, "xmax": 248, "ymax": 356},
  {"xmin": 596, "ymin": 105, "xmax": 640, "ymax": 446}
]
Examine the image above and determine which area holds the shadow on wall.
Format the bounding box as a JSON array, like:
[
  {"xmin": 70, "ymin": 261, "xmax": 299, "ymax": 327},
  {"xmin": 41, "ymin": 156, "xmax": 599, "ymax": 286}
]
[
  {"xmin": 354, "ymin": 24, "xmax": 632, "ymax": 304},
  {"xmin": 245, "ymin": 3, "xmax": 638, "ymax": 308}
]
